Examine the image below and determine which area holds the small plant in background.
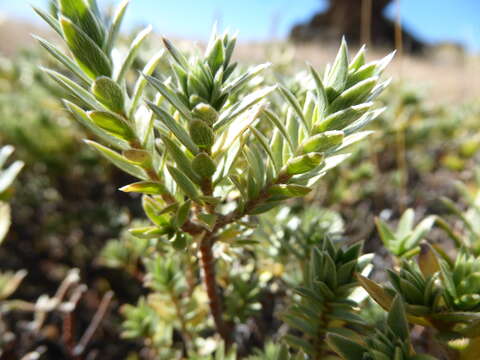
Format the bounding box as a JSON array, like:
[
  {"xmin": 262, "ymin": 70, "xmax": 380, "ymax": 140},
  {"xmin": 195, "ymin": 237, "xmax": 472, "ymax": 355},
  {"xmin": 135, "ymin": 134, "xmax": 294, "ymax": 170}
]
[
  {"xmin": 0, "ymin": 145, "xmax": 24, "ymax": 353},
  {"xmin": 357, "ymin": 230, "xmax": 480, "ymax": 358},
  {"xmin": 34, "ymin": 0, "xmax": 392, "ymax": 357},
  {"xmin": 327, "ymin": 295, "xmax": 437, "ymax": 360},
  {"xmin": 0, "ymin": 145, "xmax": 23, "ymax": 244},
  {"xmin": 376, "ymin": 208, "xmax": 436, "ymax": 259},
  {"xmin": 282, "ymin": 237, "xmax": 373, "ymax": 359}
]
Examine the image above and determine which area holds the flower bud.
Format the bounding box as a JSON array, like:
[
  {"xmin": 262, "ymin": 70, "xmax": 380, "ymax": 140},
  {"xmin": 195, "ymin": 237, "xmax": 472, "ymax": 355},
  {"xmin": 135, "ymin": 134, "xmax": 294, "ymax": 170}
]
[
  {"xmin": 192, "ymin": 152, "xmax": 216, "ymax": 178},
  {"xmin": 189, "ymin": 95, "xmax": 203, "ymax": 107},
  {"xmin": 189, "ymin": 119, "xmax": 214, "ymax": 148},
  {"xmin": 192, "ymin": 103, "xmax": 219, "ymax": 126}
]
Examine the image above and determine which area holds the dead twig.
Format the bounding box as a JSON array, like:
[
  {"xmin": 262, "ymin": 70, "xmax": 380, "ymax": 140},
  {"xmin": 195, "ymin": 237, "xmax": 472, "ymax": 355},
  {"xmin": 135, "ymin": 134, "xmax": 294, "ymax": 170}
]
[{"xmin": 73, "ymin": 291, "xmax": 114, "ymax": 357}]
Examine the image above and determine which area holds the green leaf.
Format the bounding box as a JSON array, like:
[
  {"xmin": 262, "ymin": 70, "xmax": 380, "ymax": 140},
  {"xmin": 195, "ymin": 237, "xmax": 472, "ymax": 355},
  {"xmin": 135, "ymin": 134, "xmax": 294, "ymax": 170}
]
[
  {"xmin": 115, "ymin": 25, "xmax": 152, "ymax": 82},
  {"xmin": 0, "ymin": 162, "xmax": 24, "ymax": 194},
  {"xmin": 32, "ymin": 6, "xmax": 62, "ymax": 36},
  {"xmin": 85, "ymin": 140, "xmax": 147, "ymax": 179},
  {"xmin": 375, "ymin": 217, "xmax": 398, "ymax": 252},
  {"xmin": 264, "ymin": 109, "xmax": 295, "ymax": 152},
  {"xmin": 375, "ymin": 51, "xmax": 396, "ymax": 75},
  {"xmin": 396, "ymin": 208, "xmax": 415, "ymax": 239},
  {"xmin": 0, "ymin": 203, "xmax": 11, "ymax": 244},
  {"xmin": 145, "ymin": 75, "xmax": 192, "ymax": 121},
  {"xmin": 60, "ymin": 16, "xmax": 112, "ymax": 79},
  {"xmin": 129, "ymin": 50, "xmax": 164, "ymax": 119},
  {"xmin": 64, "ymin": 100, "xmax": 128, "ymax": 150},
  {"xmin": 326, "ymin": 38, "xmax": 349, "ymax": 99},
  {"xmin": 142, "ymin": 196, "xmax": 169, "ymax": 227},
  {"xmin": 250, "ymin": 126, "xmax": 278, "ymax": 171},
  {"xmin": 120, "ymin": 181, "xmax": 168, "ymax": 195},
  {"xmin": 198, "ymin": 213, "xmax": 217, "ymax": 231},
  {"xmin": 175, "ymin": 200, "xmax": 191, "ymax": 227},
  {"xmin": 92, "ymin": 76, "xmax": 125, "ymax": 114},
  {"xmin": 34, "ymin": 35, "xmax": 91, "ymax": 86},
  {"xmin": 326, "ymin": 333, "xmax": 365, "ymax": 360},
  {"xmin": 223, "ymin": 63, "xmax": 270, "ymax": 94},
  {"xmin": 347, "ymin": 62, "xmax": 376, "ymax": 86},
  {"xmin": 401, "ymin": 216, "xmax": 436, "ymax": 254},
  {"xmin": 104, "ymin": 0, "xmax": 130, "ymax": 54},
  {"xmin": 300, "ymin": 131, "xmax": 344, "ymax": 154},
  {"xmin": 245, "ymin": 145, "xmax": 265, "ymax": 194},
  {"xmin": 0, "ymin": 146, "xmax": 14, "ymax": 169},
  {"xmin": 279, "ymin": 85, "xmax": 308, "ymax": 131},
  {"xmin": 149, "ymin": 102, "xmax": 199, "ymax": 154},
  {"xmin": 387, "ymin": 295, "xmax": 410, "ymax": 341},
  {"xmin": 162, "ymin": 37, "xmax": 189, "ymax": 69},
  {"xmin": 123, "ymin": 149, "xmax": 151, "ymax": 166},
  {"xmin": 309, "ymin": 65, "xmax": 328, "ymax": 116},
  {"xmin": 314, "ymin": 103, "xmax": 372, "ymax": 133},
  {"xmin": 268, "ymin": 184, "xmax": 312, "ymax": 198},
  {"xmin": 356, "ymin": 274, "xmax": 393, "ymax": 310},
  {"xmin": 439, "ymin": 258, "xmax": 457, "ymax": 298},
  {"xmin": 284, "ymin": 335, "xmax": 315, "ymax": 355},
  {"xmin": 282, "ymin": 314, "xmax": 317, "ymax": 337},
  {"xmin": 42, "ymin": 67, "xmax": 104, "ymax": 110},
  {"xmin": 206, "ymin": 37, "xmax": 225, "ymax": 73},
  {"xmin": 160, "ymin": 135, "xmax": 200, "ymax": 183},
  {"xmin": 88, "ymin": 111, "xmax": 135, "ymax": 141},
  {"xmin": 248, "ymin": 201, "xmax": 281, "ymax": 215},
  {"xmin": 343, "ymin": 107, "xmax": 385, "ymax": 135},
  {"xmin": 348, "ymin": 45, "xmax": 366, "ymax": 72},
  {"xmin": 214, "ymin": 86, "xmax": 275, "ymax": 131},
  {"xmin": 59, "ymin": 0, "xmax": 105, "ymax": 46},
  {"xmin": 167, "ymin": 166, "xmax": 200, "ymax": 200},
  {"xmin": 285, "ymin": 153, "xmax": 324, "ymax": 175},
  {"xmin": 335, "ymin": 131, "xmax": 373, "ymax": 152},
  {"xmin": 329, "ymin": 77, "xmax": 378, "ymax": 113}
]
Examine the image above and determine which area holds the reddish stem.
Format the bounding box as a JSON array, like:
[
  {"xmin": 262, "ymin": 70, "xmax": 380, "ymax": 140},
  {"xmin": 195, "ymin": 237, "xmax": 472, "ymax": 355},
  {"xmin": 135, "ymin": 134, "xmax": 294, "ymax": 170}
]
[{"xmin": 199, "ymin": 234, "xmax": 230, "ymax": 343}]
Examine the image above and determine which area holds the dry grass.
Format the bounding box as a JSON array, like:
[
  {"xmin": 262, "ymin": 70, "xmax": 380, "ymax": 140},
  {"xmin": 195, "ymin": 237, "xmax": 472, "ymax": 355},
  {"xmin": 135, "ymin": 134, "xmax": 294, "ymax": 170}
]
[
  {"xmin": 235, "ymin": 42, "xmax": 480, "ymax": 105},
  {"xmin": 0, "ymin": 16, "xmax": 51, "ymax": 56},
  {"xmin": 1, "ymin": 14, "xmax": 478, "ymax": 105}
]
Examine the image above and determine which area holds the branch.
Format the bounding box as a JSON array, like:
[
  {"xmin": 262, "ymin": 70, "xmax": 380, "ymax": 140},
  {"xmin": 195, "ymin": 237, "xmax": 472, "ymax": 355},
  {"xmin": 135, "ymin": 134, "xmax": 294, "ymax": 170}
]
[{"xmin": 73, "ymin": 291, "xmax": 114, "ymax": 356}]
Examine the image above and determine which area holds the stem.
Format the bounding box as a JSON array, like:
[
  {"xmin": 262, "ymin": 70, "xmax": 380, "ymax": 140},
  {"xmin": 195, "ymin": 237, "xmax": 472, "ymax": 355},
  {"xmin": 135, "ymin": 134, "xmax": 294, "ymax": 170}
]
[
  {"xmin": 199, "ymin": 233, "xmax": 231, "ymax": 343},
  {"xmin": 163, "ymin": 151, "xmax": 291, "ymax": 343},
  {"xmin": 313, "ymin": 301, "xmax": 332, "ymax": 359},
  {"xmin": 62, "ymin": 311, "xmax": 76, "ymax": 358},
  {"xmin": 73, "ymin": 291, "xmax": 113, "ymax": 357},
  {"xmin": 184, "ymin": 251, "xmax": 197, "ymax": 297}
]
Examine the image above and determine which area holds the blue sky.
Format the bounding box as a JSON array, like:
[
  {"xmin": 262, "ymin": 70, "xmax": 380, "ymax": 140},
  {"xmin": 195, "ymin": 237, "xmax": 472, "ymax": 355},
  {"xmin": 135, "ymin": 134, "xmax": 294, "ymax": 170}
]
[{"xmin": 1, "ymin": 0, "xmax": 479, "ymax": 51}]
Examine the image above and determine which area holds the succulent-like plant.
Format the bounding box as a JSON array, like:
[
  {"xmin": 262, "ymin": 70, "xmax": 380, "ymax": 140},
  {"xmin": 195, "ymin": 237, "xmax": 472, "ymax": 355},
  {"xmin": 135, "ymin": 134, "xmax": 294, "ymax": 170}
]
[
  {"xmin": 359, "ymin": 228, "xmax": 480, "ymax": 358},
  {"xmin": 282, "ymin": 237, "xmax": 372, "ymax": 359},
  {"xmin": 375, "ymin": 208, "xmax": 436, "ymax": 259},
  {"xmin": 34, "ymin": 0, "xmax": 393, "ymax": 348},
  {"xmin": 327, "ymin": 295, "xmax": 436, "ymax": 360}
]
